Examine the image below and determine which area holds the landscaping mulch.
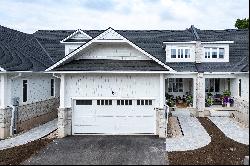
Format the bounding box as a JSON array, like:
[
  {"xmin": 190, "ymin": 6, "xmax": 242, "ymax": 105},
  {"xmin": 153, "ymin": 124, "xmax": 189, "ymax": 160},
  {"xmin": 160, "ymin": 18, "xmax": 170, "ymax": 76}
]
[
  {"xmin": 168, "ymin": 117, "xmax": 249, "ymax": 165},
  {"xmin": 0, "ymin": 138, "xmax": 53, "ymax": 165}
]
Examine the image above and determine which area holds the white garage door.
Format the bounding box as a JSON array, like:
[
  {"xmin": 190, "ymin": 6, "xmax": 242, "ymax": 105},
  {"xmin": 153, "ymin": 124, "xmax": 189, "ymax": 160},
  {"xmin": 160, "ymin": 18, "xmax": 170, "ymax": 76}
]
[{"xmin": 72, "ymin": 99, "xmax": 156, "ymax": 134}]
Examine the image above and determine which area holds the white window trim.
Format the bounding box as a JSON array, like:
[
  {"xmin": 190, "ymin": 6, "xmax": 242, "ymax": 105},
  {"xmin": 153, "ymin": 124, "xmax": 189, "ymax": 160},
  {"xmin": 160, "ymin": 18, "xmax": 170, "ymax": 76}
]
[
  {"xmin": 204, "ymin": 47, "xmax": 225, "ymax": 59},
  {"xmin": 202, "ymin": 44, "xmax": 229, "ymax": 62},
  {"xmin": 170, "ymin": 47, "xmax": 191, "ymax": 59}
]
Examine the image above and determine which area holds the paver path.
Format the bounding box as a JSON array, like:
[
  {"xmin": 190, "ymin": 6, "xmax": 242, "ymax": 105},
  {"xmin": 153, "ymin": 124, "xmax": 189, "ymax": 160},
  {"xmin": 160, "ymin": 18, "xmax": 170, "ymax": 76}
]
[
  {"xmin": 209, "ymin": 117, "xmax": 249, "ymax": 145},
  {"xmin": 0, "ymin": 119, "xmax": 57, "ymax": 150},
  {"xmin": 166, "ymin": 111, "xmax": 211, "ymax": 152}
]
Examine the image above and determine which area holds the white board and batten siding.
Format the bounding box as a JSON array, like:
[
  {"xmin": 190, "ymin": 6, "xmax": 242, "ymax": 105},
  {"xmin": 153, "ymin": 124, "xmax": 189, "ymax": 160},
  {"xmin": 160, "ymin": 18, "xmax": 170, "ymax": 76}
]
[
  {"xmin": 62, "ymin": 73, "xmax": 162, "ymax": 135},
  {"xmin": 68, "ymin": 43, "xmax": 151, "ymax": 60}
]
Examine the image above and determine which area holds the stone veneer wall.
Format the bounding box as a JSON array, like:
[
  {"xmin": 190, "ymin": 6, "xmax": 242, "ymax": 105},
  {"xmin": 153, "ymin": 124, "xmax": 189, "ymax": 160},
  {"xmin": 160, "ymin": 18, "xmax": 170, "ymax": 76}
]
[
  {"xmin": 156, "ymin": 107, "xmax": 167, "ymax": 138},
  {"xmin": 232, "ymin": 98, "xmax": 249, "ymax": 127},
  {"xmin": 16, "ymin": 97, "xmax": 59, "ymax": 133},
  {"xmin": 58, "ymin": 108, "xmax": 72, "ymax": 138},
  {"xmin": 0, "ymin": 107, "xmax": 12, "ymax": 139}
]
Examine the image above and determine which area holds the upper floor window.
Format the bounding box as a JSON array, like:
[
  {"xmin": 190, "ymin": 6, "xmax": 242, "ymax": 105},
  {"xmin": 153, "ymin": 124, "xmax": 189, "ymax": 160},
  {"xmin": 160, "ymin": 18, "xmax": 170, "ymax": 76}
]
[
  {"xmin": 205, "ymin": 47, "xmax": 225, "ymax": 59},
  {"xmin": 171, "ymin": 48, "xmax": 190, "ymax": 59}
]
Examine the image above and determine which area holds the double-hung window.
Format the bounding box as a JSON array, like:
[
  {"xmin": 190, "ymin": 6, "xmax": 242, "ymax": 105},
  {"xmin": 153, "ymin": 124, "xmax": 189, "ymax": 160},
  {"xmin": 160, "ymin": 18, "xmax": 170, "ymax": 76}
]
[
  {"xmin": 204, "ymin": 47, "xmax": 225, "ymax": 59},
  {"xmin": 171, "ymin": 48, "xmax": 191, "ymax": 59}
]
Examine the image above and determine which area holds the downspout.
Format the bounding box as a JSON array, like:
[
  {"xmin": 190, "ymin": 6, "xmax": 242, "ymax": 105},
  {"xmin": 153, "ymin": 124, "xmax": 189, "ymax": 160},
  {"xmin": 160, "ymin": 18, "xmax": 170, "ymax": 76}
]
[{"xmin": 10, "ymin": 73, "xmax": 22, "ymax": 135}]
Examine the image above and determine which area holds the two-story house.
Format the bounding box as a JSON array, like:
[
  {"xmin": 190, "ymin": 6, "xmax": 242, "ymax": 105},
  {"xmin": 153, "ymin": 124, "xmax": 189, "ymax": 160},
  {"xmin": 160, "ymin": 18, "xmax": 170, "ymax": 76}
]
[{"xmin": 0, "ymin": 25, "xmax": 249, "ymax": 139}]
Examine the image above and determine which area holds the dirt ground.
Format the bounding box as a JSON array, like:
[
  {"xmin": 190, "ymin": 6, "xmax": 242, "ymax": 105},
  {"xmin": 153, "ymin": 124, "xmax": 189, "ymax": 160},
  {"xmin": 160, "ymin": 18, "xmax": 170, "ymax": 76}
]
[
  {"xmin": 0, "ymin": 138, "xmax": 53, "ymax": 165},
  {"xmin": 168, "ymin": 117, "xmax": 249, "ymax": 165}
]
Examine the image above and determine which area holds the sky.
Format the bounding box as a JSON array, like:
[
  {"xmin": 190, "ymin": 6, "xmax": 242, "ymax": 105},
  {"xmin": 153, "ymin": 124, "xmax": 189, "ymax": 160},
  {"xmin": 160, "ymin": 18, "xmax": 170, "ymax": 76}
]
[{"xmin": 0, "ymin": 0, "xmax": 249, "ymax": 33}]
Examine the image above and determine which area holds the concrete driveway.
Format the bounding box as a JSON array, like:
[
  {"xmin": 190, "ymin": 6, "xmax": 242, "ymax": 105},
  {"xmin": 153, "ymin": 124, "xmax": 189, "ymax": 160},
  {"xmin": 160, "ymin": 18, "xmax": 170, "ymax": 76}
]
[{"xmin": 23, "ymin": 135, "xmax": 167, "ymax": 165}]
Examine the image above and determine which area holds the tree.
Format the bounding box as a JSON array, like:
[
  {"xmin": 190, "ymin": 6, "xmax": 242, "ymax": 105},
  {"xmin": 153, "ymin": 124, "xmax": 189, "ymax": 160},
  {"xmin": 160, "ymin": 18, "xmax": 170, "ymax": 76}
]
[{"xmin": 235, "ymin": 18, "xmax": 249, "ymax": 29}]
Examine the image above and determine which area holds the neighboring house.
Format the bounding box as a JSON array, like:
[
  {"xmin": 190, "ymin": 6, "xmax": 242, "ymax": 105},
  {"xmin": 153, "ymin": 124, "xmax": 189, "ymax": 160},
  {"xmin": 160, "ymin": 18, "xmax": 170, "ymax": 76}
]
[
  {"xmin": 0, "ymin": 26, "xmax": 60, "ymax": 139},
  {"xmin": 0, "ymin": 25, "xmax": 249, "ymax": 139}
]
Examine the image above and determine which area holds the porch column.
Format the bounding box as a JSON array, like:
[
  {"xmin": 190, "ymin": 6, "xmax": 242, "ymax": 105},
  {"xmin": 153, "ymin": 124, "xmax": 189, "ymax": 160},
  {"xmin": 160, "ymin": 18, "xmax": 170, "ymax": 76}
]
[
  {"xmin": 58, "ymin": 74, "xmax": 72, "ymax": 138},
  {"xmin": 0, "ymin": 74, "xmax": 12, "ymax": 139},
  {"xmin": 192, "ymin": 77, "xmax": 197, "ymax": 108},
  {"xmin": 0, "ymin": 74, "xmax": 8, "ymax": 108},
  {"xmin": 159, "ymin": 74, "xmax": 165, "ymax": 108},
  {"xmin": 195, "ymin": 73, "xmax": 206, "ymax": 116},
  {"xmin": 59, "ymin": 74, "xmax": 65, "ymax": 108}
]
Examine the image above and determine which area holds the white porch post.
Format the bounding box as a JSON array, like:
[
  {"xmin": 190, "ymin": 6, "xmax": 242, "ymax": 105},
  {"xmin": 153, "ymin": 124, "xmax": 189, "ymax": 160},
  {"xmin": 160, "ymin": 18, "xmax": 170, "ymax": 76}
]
[
  {"xmin": 195, "ymin": 73, "xmax": 206, "ymax": 116},
  {"xmin": 0, "ymin": 74, "xmax": 7, "ymax": 108},
  {"xmin": 59, "ymin": 74, "xmax": 65, "ymax": 108},
  {"xmin": 159, "ymin": 74, "xmax": 165, "ymax": 108},
  {"xmin": 193, "ymin": 77, "xmax": 197, "ymax": 109},
  {"xmin": 0, "ymin": 74, "xmax": 12, "ymax": 139}
]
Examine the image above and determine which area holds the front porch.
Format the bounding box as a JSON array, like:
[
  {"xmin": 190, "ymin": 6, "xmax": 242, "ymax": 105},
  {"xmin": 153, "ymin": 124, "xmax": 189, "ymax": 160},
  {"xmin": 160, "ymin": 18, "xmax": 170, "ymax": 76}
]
[{"xmin": 165, "ymin": 74, "xmax": 240, "ymax": 112}]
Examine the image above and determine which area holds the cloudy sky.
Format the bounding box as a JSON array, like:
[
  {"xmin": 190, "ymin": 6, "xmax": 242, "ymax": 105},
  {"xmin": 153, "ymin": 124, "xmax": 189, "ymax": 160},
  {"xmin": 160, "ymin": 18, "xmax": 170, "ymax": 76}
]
[{"xmin": 0, "ymin": 0, "xmax": 248, "ymax": 33}]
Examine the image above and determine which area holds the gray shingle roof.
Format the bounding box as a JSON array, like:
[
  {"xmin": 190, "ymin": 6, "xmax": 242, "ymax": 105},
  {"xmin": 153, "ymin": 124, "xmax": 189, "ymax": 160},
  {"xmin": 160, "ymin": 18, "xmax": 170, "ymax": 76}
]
[
  {"xmin": 0, "ymin": 25, "xmax": 54, "ymax": 71},
  {"xmin": 54, "ymin": 59, "xmax": 168, "ymax": 71},
  {"xmin": 33, "ymin": 27, "xmax": 248, "ymax": 72},
  {"xmin": 0, "ymin": 25, "xmax": 248, "ymax": 72}
]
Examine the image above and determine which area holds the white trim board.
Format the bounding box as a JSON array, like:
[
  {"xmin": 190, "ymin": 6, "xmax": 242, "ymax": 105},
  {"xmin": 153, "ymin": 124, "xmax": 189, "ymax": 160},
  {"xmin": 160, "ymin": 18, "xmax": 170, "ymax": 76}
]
[
  {"xmin": 46, "ymin": 27, "xmax": 175, "ymax": 72},
  {"xmin": 163, "ymin": 41, "xmax": 234, "ymax": 44},
  {"xmin": 46, "ymin": 71, "xmax": 175, "ymax": 74},
  {"xmin": 60, "ymin": 29, "xmax": 92, "ymax": 43}
]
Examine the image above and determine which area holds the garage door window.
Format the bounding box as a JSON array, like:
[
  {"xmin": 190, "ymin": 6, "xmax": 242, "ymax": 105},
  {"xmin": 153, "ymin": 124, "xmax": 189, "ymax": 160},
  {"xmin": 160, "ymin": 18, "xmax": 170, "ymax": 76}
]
[
  {"xmin": 137, "ymin": 100, "xmax": 152, "ymax": 105},
  {"xmin": 117, "ymin": 100, "xmax": 132, "ymax": 105},
  {"xmin": 76, "ymin": 100, "xmax": 92, "ymax": 105},
  {"xmin": 97, "ymin": 100, "xmax": 112, "ymax": 105}
]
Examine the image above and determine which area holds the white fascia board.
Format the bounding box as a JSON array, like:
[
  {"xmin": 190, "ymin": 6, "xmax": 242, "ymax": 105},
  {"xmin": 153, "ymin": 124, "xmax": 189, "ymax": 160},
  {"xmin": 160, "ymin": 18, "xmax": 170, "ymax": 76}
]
[
  {"xmin": 163, "ymin": 41, "xmax": 197, "ymax": 44},
  {"xmin": 46, "ymin": 27, "xmax": 176, "ymax": 72},
  {"xmin": 204, "ymin": 72, "xmax": 249, "ymax": 74},
  {"xmin": 201, "ymin": 41, "xmax": 234, "ymax": 44},
  {"xmin": 45, "ymin": 71, "xmax": 176, "ymax": 74},
  {"xmin": 60, "ymin": 29, "xmax": 92, "ymax": 43},
  {"xmin": 60, "ymin": 42, "xmax": 86, "ymax": 44},
  {"xmin": 0, "ymin": 67, "xmax": 6, "ymax": 72}
]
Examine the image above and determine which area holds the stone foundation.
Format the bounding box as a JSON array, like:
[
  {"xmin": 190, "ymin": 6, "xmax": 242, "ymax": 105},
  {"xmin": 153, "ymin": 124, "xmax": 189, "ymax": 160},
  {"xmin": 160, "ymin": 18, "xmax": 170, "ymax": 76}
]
[
  {"xmin": 58, "ymin": 107, "xmax": 72, "ymax": 138},
  {"xmin": 16, "ymin": 97, "xmax": 59, "ymax": 133},
  {"xmin": 0, "ymin": 107, "xmax": 13, "ymax": 139},
  {"xmin": 156, "ymin": 107, "xmax": 167, "ymax": 138},
  {"xmin": 232, "ymin": 98, "xmax": 249, "ymax": 127}
]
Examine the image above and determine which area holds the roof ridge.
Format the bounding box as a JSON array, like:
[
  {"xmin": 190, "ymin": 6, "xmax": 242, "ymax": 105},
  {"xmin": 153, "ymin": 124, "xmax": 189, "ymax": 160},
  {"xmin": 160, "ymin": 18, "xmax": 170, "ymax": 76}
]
[
  {"xmin": 190, "ymin": 25, "xmax": 200, "ymax": 40},
  {"xmin": 34, "ymin": 37, "xmax": 55, "ymax": 63}
]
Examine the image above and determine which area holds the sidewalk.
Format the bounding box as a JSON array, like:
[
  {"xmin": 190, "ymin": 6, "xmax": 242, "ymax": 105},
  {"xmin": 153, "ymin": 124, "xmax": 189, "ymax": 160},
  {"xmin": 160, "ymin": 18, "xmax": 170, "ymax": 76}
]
[{"xmin": 0, "ymin": 119, "xmax": 57, "ymax": 150}]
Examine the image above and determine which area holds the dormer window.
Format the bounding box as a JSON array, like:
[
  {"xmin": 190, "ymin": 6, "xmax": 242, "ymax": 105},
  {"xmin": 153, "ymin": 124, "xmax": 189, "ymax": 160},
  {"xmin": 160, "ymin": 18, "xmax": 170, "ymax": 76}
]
[
  {"xmin": 171, "ymin": 48, "xmax": 191, "ymax": 59},
  {"xmin": 204, "ymin": 47, "xmax": 225, "ymax": 59}
]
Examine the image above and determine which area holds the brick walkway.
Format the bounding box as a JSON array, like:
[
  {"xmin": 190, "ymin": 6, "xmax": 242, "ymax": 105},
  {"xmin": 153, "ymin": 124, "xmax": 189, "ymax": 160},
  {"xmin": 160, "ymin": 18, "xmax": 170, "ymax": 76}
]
[{"xmin": 0, "ymin": 119, "xmax": 57, "ymax": 150}]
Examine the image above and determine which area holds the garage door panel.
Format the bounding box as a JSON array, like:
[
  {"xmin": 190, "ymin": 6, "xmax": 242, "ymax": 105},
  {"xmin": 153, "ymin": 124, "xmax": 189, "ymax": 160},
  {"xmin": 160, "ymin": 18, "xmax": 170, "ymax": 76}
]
[{"xmin": 73, "ymin": 99, "xmax": 156, "ymax": 134}]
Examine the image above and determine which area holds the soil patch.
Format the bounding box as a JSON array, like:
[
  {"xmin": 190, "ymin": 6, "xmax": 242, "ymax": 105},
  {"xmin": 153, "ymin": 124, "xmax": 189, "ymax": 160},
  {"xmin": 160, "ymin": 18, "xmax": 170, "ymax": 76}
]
[
  {"xmin": 168, "ymin": 117, "xmax": 249, "ymax": 165},
  {"xmin": 0, "ymin": 138, "xmax": 53, "ymax": 165}
]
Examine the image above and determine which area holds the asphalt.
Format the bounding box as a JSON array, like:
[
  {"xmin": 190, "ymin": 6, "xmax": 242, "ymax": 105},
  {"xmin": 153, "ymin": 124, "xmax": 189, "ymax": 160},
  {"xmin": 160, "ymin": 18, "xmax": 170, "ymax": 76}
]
[{"xmin": 22, "ymin": 135, "xmax": 168, "ymax": 165}]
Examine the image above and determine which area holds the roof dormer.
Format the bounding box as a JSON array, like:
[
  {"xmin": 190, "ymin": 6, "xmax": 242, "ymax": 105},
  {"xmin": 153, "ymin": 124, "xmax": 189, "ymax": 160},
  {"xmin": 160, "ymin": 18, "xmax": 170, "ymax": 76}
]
[
  {"xmin": 60, "ymin": 29, "xmax": 92, "ymax": 44},
  {"xmin": 61, "ymin": 29, "xmax": 93, "ymax": 55}
]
